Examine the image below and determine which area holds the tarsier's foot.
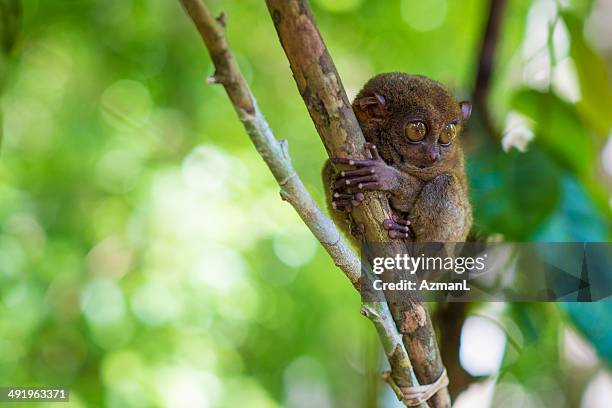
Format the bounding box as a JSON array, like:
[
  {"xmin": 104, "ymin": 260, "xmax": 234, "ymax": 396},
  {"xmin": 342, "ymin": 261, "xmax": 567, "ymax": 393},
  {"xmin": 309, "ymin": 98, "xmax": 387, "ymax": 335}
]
[
  {"xmin": 383, "ymin": 218, "xmax": 414, "ymax": 240},
  {"xmin": 331, "ymin": 191, "xmax": 365, "ymax": 212},
  {"xmin": 350, "ymin": 222, "xmax": 365, "ymax": 239},
  {"xmin": 331, "ymin": 143, "xmax": 398, "ymax": 192}
]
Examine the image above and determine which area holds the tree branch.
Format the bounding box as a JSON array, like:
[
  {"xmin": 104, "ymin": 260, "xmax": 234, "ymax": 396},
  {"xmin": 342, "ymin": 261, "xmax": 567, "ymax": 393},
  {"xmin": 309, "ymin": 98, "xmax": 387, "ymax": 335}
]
[
  {"xmin": 473, "ymin": 0, "xmax": 508, "ymax": 140},
  {"xmin": 435, "ymin": 303, "xmax": 476, "ymax": 399},
  {"xmin": 176, "ymin": 1, "xmax": 427, "ymax": 406},
  {"xmin": 264, "ymin": 1, "xmax": 450, "ymax": 407}
]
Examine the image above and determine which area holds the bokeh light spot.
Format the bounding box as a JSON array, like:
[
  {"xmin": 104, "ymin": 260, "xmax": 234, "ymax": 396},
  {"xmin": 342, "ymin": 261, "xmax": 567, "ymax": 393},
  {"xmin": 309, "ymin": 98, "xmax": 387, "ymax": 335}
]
[
  {"xmin": 314, "ymin": 0, "xmax": 363, "ymax": 13},
  {"xmin": 80, "ymin": 279, "xmax": 126, "ymax": 325},
  {"xmin": 273, "ymin": 231, "xmax": 317, "ymax": 268},
  {"xmin": 101, "ymin": 79, "xmax": 153, "ymax": 129},
  {"xmin": 155, "ymin": 367, "xmax": 221, "ymax": 408},
  {"xmin": 131, "ymin": 280, "xmax": 184, "ymax": 326},
  {"xmin": 283, "ymin": 356, "xmax": 332, "ymax": 408},
  {"xmin": 460, "ymin": 316, "xmax": 506, "ymax": 377},
  {"xmin": 401, "ymin": 0, "xmax": 448, "ymax": 32},
  {"xmin": 581, "ymin": 370, "xmax": 612, "ymax": 408},
  {"xmin": 95, "ymin": 148, "xmax": 143, "ymax": 194},
  {"xmin": 87, "ymin": 236, "xmax": 133, "ymax": 279}
]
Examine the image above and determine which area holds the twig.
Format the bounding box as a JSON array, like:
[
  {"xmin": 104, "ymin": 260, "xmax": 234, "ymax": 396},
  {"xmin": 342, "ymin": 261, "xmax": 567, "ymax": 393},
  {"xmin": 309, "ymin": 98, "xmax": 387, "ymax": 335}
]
[
  {"xmin": 264, "ymin": 1, "xmax": 450, "ymax": 406},
  {"xmin": 176, "ymin": 1, "xmax": 425, "ymax": 406}
]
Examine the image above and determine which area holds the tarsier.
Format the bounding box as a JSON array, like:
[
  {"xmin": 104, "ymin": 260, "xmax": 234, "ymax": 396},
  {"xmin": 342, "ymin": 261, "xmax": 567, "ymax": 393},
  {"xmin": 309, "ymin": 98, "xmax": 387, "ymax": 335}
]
[{"xmin": 323, "ymin": 73, "xmax": 472, "ymax": 242}]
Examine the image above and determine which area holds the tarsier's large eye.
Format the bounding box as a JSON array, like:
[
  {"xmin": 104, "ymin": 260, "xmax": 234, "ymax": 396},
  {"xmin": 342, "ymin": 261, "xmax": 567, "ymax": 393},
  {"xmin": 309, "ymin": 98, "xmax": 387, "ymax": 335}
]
[
  {"xmin": 439, "ymin": 123, "xmax": 457, "ymax": 145},
  {"xmin": 405, "ymin": 121, "xmax": 427, "ymax": 142}
]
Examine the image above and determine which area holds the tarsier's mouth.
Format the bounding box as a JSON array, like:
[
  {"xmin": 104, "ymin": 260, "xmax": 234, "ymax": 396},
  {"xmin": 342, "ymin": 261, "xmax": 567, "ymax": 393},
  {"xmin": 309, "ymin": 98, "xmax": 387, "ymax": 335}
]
[{"xmin": 400, "ymin": 156, "xmax": 436, "ymax": 169}]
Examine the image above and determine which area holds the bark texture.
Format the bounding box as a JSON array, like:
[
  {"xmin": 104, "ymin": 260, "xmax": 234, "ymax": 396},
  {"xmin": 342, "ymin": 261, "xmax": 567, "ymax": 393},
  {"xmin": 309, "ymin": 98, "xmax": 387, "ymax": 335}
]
[{"xmin": 264, "ymin": 1, "xmax": 450, "ymax": 406}]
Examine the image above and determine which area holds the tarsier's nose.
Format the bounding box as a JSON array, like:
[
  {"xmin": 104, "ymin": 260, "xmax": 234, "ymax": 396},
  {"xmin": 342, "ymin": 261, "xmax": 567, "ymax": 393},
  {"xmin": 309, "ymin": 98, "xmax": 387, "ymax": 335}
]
[{"xmin": 428, "ymin": 149, "xmax": 440, "ymax": 162}]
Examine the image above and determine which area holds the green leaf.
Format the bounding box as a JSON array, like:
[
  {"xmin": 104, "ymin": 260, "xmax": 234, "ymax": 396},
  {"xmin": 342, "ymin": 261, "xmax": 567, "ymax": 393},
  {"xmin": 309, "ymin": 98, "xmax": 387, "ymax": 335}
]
[
  {"xmin": 501, "ymin": 304, "xmax": 563, "ymax": 385},
  {"xmin": 469, "ymin": 146, "xmax": 562, "ymax": 240}
]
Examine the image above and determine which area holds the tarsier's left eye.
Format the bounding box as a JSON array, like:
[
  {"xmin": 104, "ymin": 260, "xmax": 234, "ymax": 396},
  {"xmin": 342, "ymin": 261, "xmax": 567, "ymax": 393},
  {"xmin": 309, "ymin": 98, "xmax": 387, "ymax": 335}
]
[
  {"xmin": 405, "ymin": 121, "xmax": 427, "ymax": 142},
  {"xmin": 439, "ymin": 123, "xmax": 457, "ymax": 145}
]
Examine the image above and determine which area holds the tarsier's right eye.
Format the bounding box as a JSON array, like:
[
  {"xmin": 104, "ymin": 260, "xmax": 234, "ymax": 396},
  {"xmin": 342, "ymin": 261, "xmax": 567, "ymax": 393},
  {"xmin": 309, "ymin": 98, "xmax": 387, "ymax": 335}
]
[{"xmin": 405, "ymin": 121, "xmax": 427, "ymax": 142}]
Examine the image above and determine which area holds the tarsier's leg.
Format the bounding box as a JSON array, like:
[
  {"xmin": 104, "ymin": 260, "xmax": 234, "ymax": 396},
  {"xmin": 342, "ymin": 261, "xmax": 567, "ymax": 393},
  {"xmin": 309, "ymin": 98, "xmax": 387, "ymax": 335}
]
[
  {"xmin": 409, "ymin": 174, "xmax": 472, "ymax": 242},
  {"xmin": 382, "ymin": 214, "xmax": 414, "ymax": 240}
]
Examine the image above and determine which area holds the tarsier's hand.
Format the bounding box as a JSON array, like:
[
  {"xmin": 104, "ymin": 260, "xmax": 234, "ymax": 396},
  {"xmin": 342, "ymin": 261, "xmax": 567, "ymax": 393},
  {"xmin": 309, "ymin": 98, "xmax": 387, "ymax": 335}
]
[
  {"xmin": 330, "ymin": 143, "xmax": 399, "ymax": 212},
  {"xmin": 330, "ymin": 190, "xmax": 365, "ymax": 213}
]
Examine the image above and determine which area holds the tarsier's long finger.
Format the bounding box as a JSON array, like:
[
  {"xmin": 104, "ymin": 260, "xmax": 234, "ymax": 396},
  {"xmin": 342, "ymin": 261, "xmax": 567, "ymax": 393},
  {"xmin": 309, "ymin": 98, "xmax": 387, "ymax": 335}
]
[
  {"xmin": 333, "ymin": 191, "xmax": 365, "ymax": 202},
  {"xmin": 356, "ymin": 181, "xmax": 381, "ymax": 190},
  {"xmin": 332, "ymin": 192, "xmax": 354, "ymax": 199},
  {"xmin": 364, "ymin": 143, "xmax": 380, "ymax": 161},
  {"xmin": 334, "ymin": 175, "xmax": 378, "ymax": 189},
  {"xmin": 332, "ymin": 157, "xmax": 376, "ymax": 167},
  {"xmin": 332, "ymin": 199, "xmax": 352, "ymax": 212},
  {"xmin": 388, "ymin": 230, "xmax": 413, "ymax": 239},
  {"xmin": 339, "ymin": 167, "xmax": 375, "ymax": 178},
  {"xmin": 337, "ymin": 183, "xmax": 380, "ymax": 194},
  {"xmin": 382, "ymin": 218, "xmax": 414, "ymax": 239},
  {"xmin": 393, "ymin": 218, "xmax": 411, "ymax": 226},
  {"xmin": 333, "ymin": 198, "xmax": 363, "ymax": 209}
]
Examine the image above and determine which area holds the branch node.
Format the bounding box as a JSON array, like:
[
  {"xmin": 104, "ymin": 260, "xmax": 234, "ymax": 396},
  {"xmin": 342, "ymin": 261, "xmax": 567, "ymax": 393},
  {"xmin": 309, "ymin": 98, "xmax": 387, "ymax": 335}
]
[
  {"xmin": 215, "ymin": 12, "xmax": 227, "ymax": 28},
  {"xmin": 279, "ymin": 172, "xmax": 297, "ymax": 187},
  {"xmin": 207, "ymin": 73, "xmax": 221, "ymax": 84}
]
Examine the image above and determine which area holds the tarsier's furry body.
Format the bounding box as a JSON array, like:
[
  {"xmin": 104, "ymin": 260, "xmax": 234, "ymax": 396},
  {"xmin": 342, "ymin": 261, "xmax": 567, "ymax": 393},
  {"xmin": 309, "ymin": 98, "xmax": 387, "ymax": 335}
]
[{"xmin": 323, "ymin": 73, "xmax": 472, "ymax": 242}]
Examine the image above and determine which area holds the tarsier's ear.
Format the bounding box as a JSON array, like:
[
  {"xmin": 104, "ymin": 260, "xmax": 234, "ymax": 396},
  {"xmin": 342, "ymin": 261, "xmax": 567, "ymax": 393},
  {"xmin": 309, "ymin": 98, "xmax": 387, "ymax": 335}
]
[
  {"xmin": 459, "ymin": 101, "xmax": 472, "ymax": 121},
  {"xmin": 355, "ymin": 93, "xmax": 387, "ymax": 122}
]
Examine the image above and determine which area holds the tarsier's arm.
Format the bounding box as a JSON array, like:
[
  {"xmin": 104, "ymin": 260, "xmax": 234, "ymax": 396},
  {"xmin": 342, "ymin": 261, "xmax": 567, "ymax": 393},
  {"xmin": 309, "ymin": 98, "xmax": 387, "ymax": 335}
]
[
  {"xmin": 324, "ymin": 143, "xmax": 419, "ymax": 240},
  {"xmin": 325, "ymin": 143, "xmax": 472, "ymax": 242}
]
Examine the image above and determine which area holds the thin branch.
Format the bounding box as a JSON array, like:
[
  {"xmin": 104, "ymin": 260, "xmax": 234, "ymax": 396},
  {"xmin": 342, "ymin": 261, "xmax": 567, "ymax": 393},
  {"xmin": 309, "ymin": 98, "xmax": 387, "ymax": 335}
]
[
  {"xmin": 473, "ymin": 0, "xmax": 508, "ymax": 140},
  {"xmin": 264, "ymin": 1, "xmax": 450, "ymax": 407},
  {"xmin": 178, "ymin": 0, "xmax": 358, "ymax": 284},
  {"xmin": 176, "ymin": 1, "xmax": 425, "ymax": 406}
]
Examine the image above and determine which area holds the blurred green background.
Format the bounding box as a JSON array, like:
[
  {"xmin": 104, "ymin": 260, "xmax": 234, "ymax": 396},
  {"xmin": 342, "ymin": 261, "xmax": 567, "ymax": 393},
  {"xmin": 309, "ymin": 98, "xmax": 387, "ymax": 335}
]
[{"xmin": 0, "ymin": 0, "xmax": 611, "ymax": 407}]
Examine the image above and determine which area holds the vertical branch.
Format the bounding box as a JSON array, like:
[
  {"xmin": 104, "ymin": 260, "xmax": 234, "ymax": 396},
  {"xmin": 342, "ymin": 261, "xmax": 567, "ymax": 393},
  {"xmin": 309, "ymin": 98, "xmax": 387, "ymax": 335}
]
[
  {"xmin": 266, "ymin": 0, "xmax": 392, "ymax": 244},
  {"xmin": 264, "ymin": 1, "xmax": 450, "ymax": 407},
  {"xmin": 473, "ymin": 0, "xmax": 508, "ymax": 139},
  {"xmin": 176, "ymin": 1, "xmax": 427, "ymax": 406},
  {"xmin": 0, "ymin": 0, "xmax": 22, "ymax": 149},
  {"xmin": 435, "ymin": 303, "xmax": 475, "ymax": 399}
]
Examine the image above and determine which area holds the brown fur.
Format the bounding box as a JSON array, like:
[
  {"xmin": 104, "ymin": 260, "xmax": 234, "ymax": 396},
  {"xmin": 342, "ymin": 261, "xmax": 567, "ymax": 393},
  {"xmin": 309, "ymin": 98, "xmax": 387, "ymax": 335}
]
[{"xmin": 323, "ymin": 73, "xmax": 472, "ymax": 242}]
